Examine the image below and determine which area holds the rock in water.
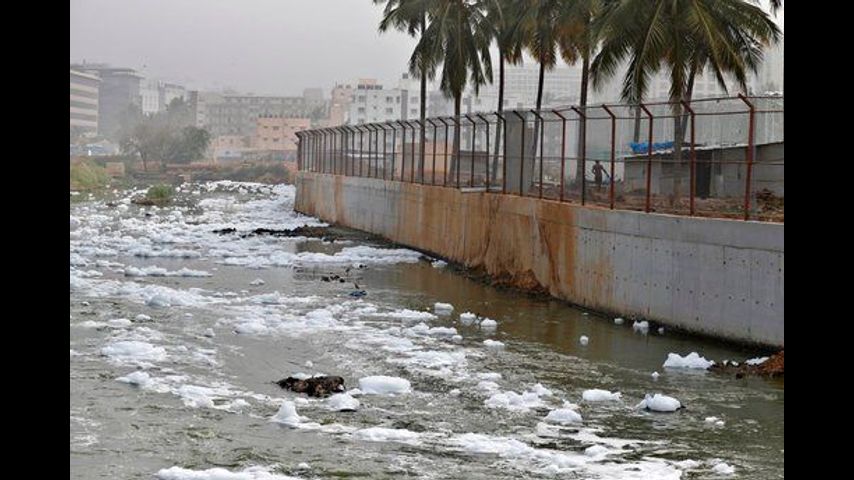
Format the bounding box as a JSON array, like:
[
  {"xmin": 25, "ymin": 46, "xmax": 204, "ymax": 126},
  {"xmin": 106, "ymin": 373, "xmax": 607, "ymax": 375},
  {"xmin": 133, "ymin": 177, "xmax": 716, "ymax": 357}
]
[{"xmin": 276, "ymin": 375, "xmax": 345, "ymax": 397}]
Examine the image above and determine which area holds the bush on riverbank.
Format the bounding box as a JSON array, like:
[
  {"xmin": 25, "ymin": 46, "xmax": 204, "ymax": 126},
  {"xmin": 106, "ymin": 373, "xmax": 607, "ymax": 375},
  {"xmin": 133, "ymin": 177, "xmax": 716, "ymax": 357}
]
[
  {"xmin": 70, "ymin": 159, "xmax": 111, "ymax": 191},
  {"xmin": 145, "ymin": 184, "xmax": 174, "ymax": 204},
  {"xmin": 190, "ymin": 162, "xmax": 293, "ymax": 184}
]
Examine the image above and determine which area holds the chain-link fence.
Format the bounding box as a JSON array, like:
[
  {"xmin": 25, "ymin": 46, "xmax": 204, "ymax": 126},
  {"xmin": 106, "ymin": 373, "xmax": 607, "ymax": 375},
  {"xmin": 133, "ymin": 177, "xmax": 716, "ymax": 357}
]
[{"xmin": 297, "ymin": 95, "xmax": 783, "ymax": 222}]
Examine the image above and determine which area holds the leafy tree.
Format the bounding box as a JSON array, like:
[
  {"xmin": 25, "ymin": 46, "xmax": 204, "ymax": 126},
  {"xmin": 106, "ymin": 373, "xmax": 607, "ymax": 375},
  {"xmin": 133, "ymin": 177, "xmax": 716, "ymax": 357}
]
[
  {"xmin": 413, "ymin": 0, "xmax": 493, "ymax": 176},
  {"xmin": 375, "ymin": 0, "xmax": 433, "ymax": 179},
  {"xmin": 591, "ymin": 0, "xmax": 780, "ymax": 162}
]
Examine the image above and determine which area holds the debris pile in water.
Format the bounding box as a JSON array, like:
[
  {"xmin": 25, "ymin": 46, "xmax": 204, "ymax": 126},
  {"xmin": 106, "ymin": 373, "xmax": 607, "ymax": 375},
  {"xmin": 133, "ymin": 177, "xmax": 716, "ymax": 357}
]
[
  {"xmin": 276, "ymin": 375, "xmax": 345, "ymax": 397},
  {"xmin": 710, "ymin": 350, "xmax": 784, "ymax": 378}
]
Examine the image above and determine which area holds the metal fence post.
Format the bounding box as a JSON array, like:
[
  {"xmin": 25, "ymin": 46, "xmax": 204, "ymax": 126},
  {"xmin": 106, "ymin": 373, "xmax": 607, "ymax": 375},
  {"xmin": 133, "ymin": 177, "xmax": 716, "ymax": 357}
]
[
  {"xmin": 511, "ymin": 111, "xmax": 526, "ymax": 196},
  {"xmin": 465, "ymin": 115, "xmax": 476, "ymax": 187},
  {"xmin": 639, "ymin": 103, "xmax": 654, "ymax": 213},
  {"xmin": 390, "ymin": 123, "xmax": 397, "ymax": 180},
  {"xmin": 409, "ymin": 120, "xmax": 418, "ymax": 183},
  {"xmin": 551, "ymin": 110, "xmax": 567, "ymax": 202},
  {"xmin": 530, "ymin": 110, "xmax": 545, "ymax": 199},
  {"xmin": 737, "ymin": 94, "xmax": 756, "ymax": 221},
  {"xmin": 397, "ymin": 121, "xmax": 407, "ymax": 182},
  {"xmin": 680, "ymin": 100, "xmax": 696, "ymax": 215},
  {"xmin": 571, "ymin": 106, "xmax": 587, "ymax": 205},
  {"xmin": 449, "ymin": 116, "xmax": 461, "ymax": 188},
  {"xmin": 477, "ymin": 113, "xmax": 491, "ymax": 190},
  {"xmin": 601, "ymin": 105, "xmax": 617, "ymax": 209},
  {"xmin": 495, "ymin": 113, "xmax": 507, "ymax": 194},
  {"xmin": 381, "ymin": 124, "xmax": 388, "ymax": 180},
  {"xmin": 427, "ymin": 119, "xmax": 438, "ymax": 185},
  {"xmin": 438, "ymin": 117, "xmax": 449, "ymax": 186}
]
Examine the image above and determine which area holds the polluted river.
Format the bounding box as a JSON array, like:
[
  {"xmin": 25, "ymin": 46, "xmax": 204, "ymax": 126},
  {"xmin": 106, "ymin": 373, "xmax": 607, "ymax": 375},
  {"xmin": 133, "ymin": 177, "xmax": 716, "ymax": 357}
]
[{"xmin": 70, "ymin": 181, "xmax": 783, "ymax": 479}]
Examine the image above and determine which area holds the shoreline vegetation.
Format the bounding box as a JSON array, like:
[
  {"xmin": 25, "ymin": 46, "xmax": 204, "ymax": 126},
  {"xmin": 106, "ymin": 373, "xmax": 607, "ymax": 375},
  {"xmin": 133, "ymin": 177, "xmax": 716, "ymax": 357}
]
[{"xmin": 70, "ymin": 157, "xmax": 294, "ymax": 193}]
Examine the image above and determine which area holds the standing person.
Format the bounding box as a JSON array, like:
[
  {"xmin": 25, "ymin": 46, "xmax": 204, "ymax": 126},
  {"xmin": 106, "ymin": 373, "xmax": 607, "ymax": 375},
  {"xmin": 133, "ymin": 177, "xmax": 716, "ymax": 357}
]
[{"xmin": 592, "ymin": 160, "xmax": 605, "ymax": 191}]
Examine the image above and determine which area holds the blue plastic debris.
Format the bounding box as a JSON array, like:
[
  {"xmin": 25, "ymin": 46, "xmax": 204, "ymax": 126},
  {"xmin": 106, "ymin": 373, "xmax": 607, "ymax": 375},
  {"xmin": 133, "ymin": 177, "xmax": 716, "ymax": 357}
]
[
  {"xmin": 629, "ymin": 141, "xmax": 675, "ymax": 154},
  {"xmin": 349, "ymin": 290, "xmax": 367, "ymax": 298}
]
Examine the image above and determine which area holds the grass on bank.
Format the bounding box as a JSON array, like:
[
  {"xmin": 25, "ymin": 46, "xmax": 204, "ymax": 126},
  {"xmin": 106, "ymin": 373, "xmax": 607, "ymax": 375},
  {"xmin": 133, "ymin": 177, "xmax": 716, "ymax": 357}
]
[
  {"xmin": 143, "ymin": 184, "xmax": 175, "ymax": 205},
  {"xmin": 70, "ymin": 159, "xmax": 110, "ymax": 191}
]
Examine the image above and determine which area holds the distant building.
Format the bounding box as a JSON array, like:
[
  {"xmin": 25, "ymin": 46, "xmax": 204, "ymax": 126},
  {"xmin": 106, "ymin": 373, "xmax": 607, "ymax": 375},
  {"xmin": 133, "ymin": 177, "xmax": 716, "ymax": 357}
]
[
  {"xmin": 161, "ymin": 82, "xmax": 186, "ymax": 108},
  {"xmin": 71, "ymin": 63, "xmax": 142, "ymax": 139},
  {"xmin": 329, "ymin": 83, "xmax": 355, "ymax": 126},
  {"xmin": 70, "ymin": 68, "xmax": 100, "ymax": 136},
  {"xmin": 187, "ymin": 90, "xmax": 224, "ymax": 129},
  {"xmin": 253, "ymin": 116, "xmax": 311, "ymax": 159},
  {"xmin": 141, "ymin": 79, "xmax": 187, "ymax": 115},
  {"xmin": 348, "ymin": 79, "xmax": 403, "ymax": 125},
  {"xmin": 140, "ymin": 78, "xmax": 161, "ymax": 115},
  {"xmin": 753, "ymin": 38, "xmax": 784, "ymax": 93},
  {"xmin": 210, "ymin": 135, "xmax": 251, "ymax": 162},
  {"xmin": 204, "ymin": 94, "xmax": 325, "ymax": 136}
]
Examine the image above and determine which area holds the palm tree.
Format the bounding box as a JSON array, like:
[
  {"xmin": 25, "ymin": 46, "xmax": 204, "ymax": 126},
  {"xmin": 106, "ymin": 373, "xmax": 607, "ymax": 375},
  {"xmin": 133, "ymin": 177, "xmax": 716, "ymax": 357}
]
[
  {"xmin": 770, "ymin": 0, "xmax": 781, "ymax": 13},
  {"xmin": 375, "ymin": 0, "xmax": 432, "ymax": 179},
  {"xmin": 591, "ymin": 0, "xmax": 780, "ymax": 158},
  {"xmin": 555, "ymin": 0, "xmax": 600, "ymax": 185},
  {"xmin": 413, "ymin": 0, "xmax": 494, "ymax": 178},
  {"xmin": 518, "ymin": 0, "xmax": 562, "ymax": 115},
  {"xmin": 515, "ymin": 0, "xmax": 563, "ymax": 192},
  {"xmin": 485, "ymin": 0, "xmax": 524, "ymax": 183}
]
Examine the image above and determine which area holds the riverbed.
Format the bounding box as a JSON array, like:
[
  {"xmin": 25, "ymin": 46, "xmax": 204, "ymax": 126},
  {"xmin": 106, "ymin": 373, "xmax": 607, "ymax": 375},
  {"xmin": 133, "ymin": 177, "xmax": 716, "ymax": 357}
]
[{"xmin": 70, "ymin": 182, "xmax": 783, "ymax": 479}]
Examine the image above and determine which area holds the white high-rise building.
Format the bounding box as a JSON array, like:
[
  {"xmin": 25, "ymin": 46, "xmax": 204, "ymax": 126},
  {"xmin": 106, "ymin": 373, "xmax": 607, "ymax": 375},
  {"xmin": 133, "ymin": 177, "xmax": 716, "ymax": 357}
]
[
  {"xmin": 70, "ymin": 69, "xmax": 100, "ymax": 136},
  {"xmin": 140, "ymin": 79, "xmax": 188, "ymax": 115}
]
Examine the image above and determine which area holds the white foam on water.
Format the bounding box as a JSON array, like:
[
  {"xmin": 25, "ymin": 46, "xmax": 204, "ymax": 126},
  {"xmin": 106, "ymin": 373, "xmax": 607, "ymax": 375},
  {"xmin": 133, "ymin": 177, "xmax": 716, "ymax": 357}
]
[
  {"xmin": 632, "ymin": 320, "xmax": 649, "ymax": 332},
  {"xmin": 358, "ymin": 375, "xmax": 411, "ymax": 395},
  {"xmin": 353, "ymin": 427, "xmax": 420, "ymax": 444},
  {"xmin": 745, "ymin": 356, "xmax": 769, "ymax": 365},
  {"xmin": 663, "ymin": 352, "xmax": 714, "ymax": 369},
  {"xmin": 101, "ymin": 341, "xmax": 167, "ymax": 365},
  {"xmin": 156, "ymin": 466, "xmax": 302, "ymax": 480},
  {"xmin": 459, "ymin": 312, "xmax": 477, "ymax": 325},
  {"xmin": 544, "ymin": 408, "xmax": 583, "ymax": 424},
  {"xmin": 479, "ymin": 318, "xmax": 497, "ymax": 330},
  {"xmin": 483, "ymin": 339, "xmax": 505, "ymax": 349},
  {"xmin": 582, "ymin": 389, "xmax": 621, "ymax": 402},
  {"xmin": 710, "ymin": 461, "xmax": 736, "ymax": 475},
  {"xmin": 636, "ymin": 394, "xmax": 682, "ymax": 412},
  {"xmin": 434, "ymin": 302, "xmax": 454, "ymax": 314},
  {"xmin": 327, "ymin": 393, "xmax": 360, "ymax": 411},
  {"xmin": 270, "ymin": 400, "xmax": 305, "ymax": 427},
  {"xmin": 116, "ymin": 371, "xmax": 153, "ymax": 387},
  {"xmin": 485, "ymin": 387, "xmax": 549, "ymax": 412}
]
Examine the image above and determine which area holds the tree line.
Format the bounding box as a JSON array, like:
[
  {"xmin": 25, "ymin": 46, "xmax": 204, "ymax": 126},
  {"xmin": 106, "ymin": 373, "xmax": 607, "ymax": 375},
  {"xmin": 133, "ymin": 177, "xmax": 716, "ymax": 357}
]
[
  {"xmin": 118, "ymin": 98, "xmax": 211, "ymax": 171},
  {"xmin": 373, "ymin": 0, "xmax": 781, "ymax": 178}
]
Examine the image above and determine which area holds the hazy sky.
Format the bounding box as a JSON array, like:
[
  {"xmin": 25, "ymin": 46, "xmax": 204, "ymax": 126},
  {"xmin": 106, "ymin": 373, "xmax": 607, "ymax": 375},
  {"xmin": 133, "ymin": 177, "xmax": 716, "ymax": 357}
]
[
  {"xmin": 70, "ymin": 0, "xmax": 782, "ymax": 97},
  {"xmin": 70, "ymin": 0, "xmax": 419, "ymax": 95}
]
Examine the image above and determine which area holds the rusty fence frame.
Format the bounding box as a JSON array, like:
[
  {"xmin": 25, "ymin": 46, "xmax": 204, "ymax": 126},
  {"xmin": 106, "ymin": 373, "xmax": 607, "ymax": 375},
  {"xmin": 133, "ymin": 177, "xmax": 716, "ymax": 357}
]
[{"xmin": 296, "ymin": 95, "xmax": 783, "ymax": 222}]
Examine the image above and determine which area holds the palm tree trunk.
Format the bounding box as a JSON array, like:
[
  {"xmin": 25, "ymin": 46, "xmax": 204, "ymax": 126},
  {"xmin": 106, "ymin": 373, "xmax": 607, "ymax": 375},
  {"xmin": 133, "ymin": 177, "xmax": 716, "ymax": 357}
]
[
  {"xmin": 575, "ymin": 53, "xmax": 590, "ymax": 185},
  {"xmin": 491, "ymin": 55, "xmax": 505, "ymax": 185},
  {"xmin": 673, "ymin": 67, "xmax": 697, "ymax": 165},
  {"xmin": 419, "ymin": 13, "xmax": 427, "ymax": 181},
  {"xmin": 526, "ymin": 62, "xmax": 545, "ymax": 195},
  {"xmin": 679, "ymin": 68, "xmax": 696, "ymax": 144},
  {"xmin": 535, "ymin": 62, "xmax": 545, "ymax": 112}
]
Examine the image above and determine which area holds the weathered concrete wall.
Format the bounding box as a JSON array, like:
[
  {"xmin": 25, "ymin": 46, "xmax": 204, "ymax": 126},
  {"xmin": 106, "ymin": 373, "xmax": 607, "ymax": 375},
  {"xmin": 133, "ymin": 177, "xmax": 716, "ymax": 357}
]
[{"xmin": 295, "ymin": 172, "xmax": 784, "ymax": 347}]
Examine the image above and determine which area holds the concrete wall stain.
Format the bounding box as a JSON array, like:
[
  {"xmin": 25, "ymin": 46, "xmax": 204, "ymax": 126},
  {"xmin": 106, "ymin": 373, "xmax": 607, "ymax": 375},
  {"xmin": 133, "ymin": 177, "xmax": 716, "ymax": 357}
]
[{"xmin": 295, "ymin": 172, "xmax": 784, "ymax": 347}]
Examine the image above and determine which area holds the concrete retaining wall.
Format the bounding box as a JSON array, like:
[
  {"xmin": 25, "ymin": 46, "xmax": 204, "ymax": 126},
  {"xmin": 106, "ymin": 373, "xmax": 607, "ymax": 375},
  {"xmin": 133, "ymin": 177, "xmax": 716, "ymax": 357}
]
[{"xmin": 295, "ymin": 172, "xmax": 784, "ymax": 347}]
